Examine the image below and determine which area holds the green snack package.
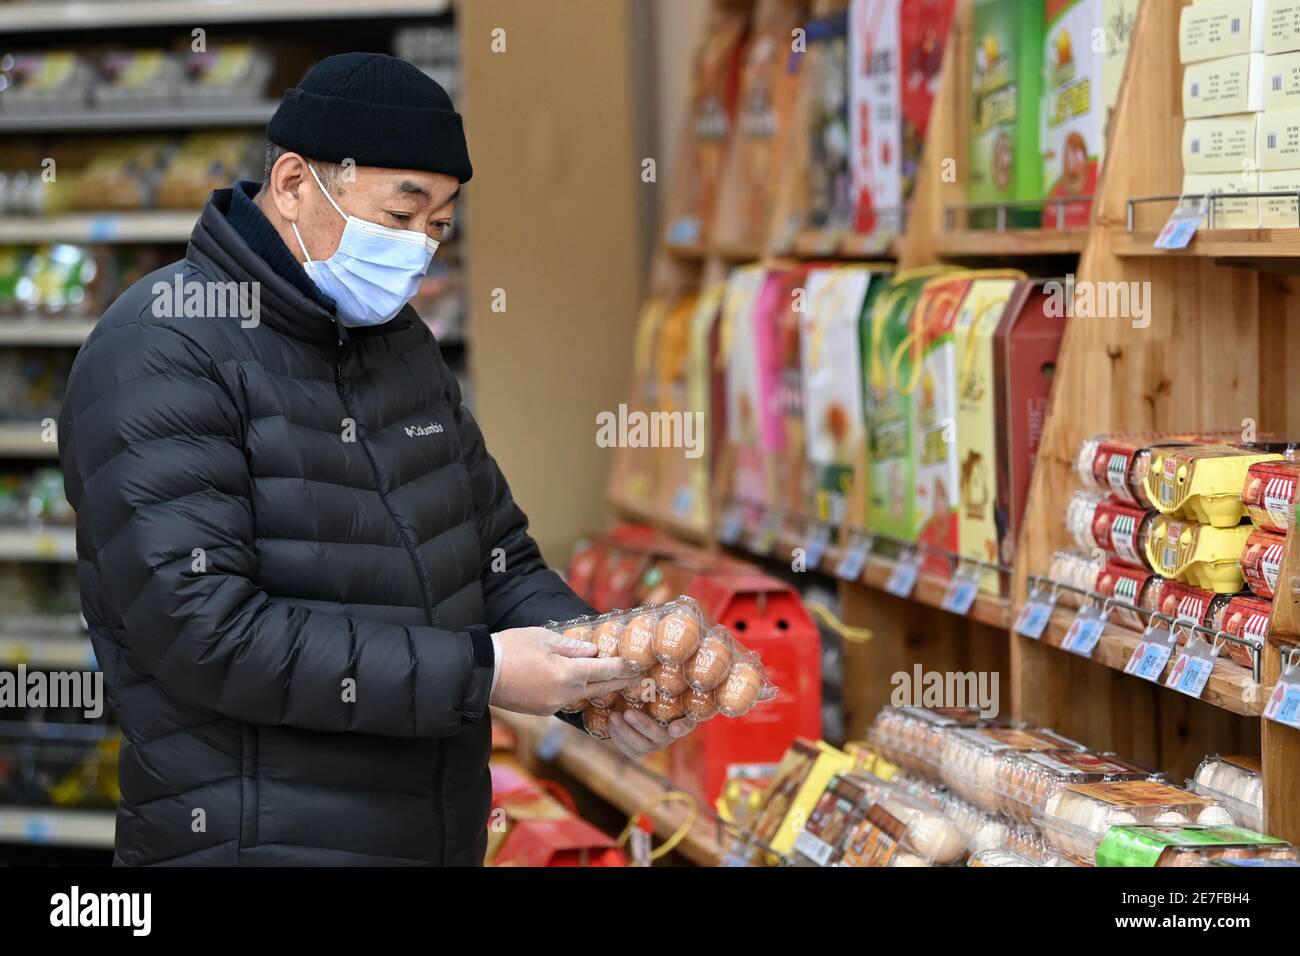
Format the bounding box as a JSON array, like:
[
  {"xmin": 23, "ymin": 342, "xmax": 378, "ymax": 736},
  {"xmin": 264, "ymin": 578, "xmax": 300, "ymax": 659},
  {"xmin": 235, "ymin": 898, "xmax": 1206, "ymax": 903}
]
[{"xmin": 1097, "ymin": 824, "xmax": 1295, "ymax": 867}]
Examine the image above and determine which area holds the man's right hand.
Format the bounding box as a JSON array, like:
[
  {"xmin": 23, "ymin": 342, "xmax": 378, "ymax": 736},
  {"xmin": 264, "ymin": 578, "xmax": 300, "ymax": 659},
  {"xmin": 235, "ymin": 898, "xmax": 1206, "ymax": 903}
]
[{"xmin": 489, "ymin": 627, "xmax": 638, "ymax": 716}]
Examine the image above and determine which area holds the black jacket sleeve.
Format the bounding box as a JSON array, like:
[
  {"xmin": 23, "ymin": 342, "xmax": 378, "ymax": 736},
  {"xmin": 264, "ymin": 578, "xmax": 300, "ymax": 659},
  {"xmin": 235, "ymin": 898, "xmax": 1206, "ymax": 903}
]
[{"xmin": 59, "ymin": 319, "xmax": 491, "ymax": 738}]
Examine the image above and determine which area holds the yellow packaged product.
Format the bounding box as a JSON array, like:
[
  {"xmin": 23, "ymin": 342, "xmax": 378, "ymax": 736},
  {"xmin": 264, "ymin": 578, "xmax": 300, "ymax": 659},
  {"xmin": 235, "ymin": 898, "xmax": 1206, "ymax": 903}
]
[
  {"xmin": 1145, "ymin": 515, "xmax": 1253, "ymax": 593},
  {"xmin": 1144, "ymin": 444, "xmax": 1283, "ymax": 526}
]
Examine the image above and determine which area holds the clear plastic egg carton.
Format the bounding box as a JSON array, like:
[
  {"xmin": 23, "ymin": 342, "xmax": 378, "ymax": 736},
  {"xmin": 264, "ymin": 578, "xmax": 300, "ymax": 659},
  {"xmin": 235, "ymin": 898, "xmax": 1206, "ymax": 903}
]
[
  {"xmin": 1036, "ymin": 780, "xmax": 1223, "ymax": 866},
  {"xmin": 1066, "ymin": 489, "xmax": 1106, "ymax": 552},
  {"xmin": 837, "ymin": 788, "xmax": 970, "ymax": 867},
  {"xmin": 967, "ymin": 848, "xmax": 1077, "ymax": 867},
  {"xmin": 938, "ymin": 726, "xmax": 1084, "ymax": 811},
  {"xmin": 941, "ymin": 793, "xmax": 1012, "ymax": 853},
  {"xmin": 993, "ymin": 749, "xmax": 1164, "ymax": 822},
  {"xmin": 1047, "ymin": 549, "xmax": 1105, "ymax": 609},
  {"xmin": 1185, "ymin": 754, "xmax": 1264, "ymax": 832},
  {"xmin": 866, "ymin": 707, "xmax": 1006, "ymax": 781}
]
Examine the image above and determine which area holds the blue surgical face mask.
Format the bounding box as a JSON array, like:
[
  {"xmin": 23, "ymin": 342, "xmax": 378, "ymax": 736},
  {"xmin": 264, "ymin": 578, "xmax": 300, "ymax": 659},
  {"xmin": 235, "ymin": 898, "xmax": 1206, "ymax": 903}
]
[{"xmin": 290, "ymin": 162, "xmax": 439, "ymax": 328}]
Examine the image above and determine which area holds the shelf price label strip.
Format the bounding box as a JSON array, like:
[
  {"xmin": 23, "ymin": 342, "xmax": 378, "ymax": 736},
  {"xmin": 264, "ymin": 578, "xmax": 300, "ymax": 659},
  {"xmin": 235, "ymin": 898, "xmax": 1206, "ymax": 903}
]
[{"xmin": 1264, "ymin": 646, "xmax": 1300, "ymax": 730}]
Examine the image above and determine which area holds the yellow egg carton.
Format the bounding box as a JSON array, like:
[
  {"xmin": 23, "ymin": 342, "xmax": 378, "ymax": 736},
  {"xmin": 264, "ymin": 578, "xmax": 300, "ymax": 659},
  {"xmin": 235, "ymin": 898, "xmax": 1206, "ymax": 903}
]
[
  {"xmin": 1145, "ymin": 515, "xmax": 1253, "ymax": 593},
  {"xmin": 1144, "ymin": 445, "xmax": 1283, "ymax": 527}
]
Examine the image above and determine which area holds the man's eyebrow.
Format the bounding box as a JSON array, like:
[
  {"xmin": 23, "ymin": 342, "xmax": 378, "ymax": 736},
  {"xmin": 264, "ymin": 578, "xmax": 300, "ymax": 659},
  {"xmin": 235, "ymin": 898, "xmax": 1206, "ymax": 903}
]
[{"xmin": 393, "ymin": 179, "xmax": 432, "ymax": 199}]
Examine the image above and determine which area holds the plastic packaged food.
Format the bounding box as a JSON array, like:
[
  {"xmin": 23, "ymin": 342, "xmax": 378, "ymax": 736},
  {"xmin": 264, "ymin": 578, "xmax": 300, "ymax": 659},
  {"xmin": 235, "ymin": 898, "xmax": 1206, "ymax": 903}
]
[
  {"xmin": 1155, "ymin": 578, "xmax": 1218, "ymax": 626},
  {"xmin": 1239, "ymin": 526, "xmax": 1284, "ymax": 599},
  {"xmin": 940, "ymin": 726, "xmax": 1085, "ymax": 810},
  {"xmin": 0, "ymin": 51, "xmax": 94, "ymax": 114},
  {"xmin": 1208, "ymin": 595, "xmax": 1268, "ymax": 670},
  {"xmin": 178, "ymin": 45, "xmax": 273, "ymax": 104},
  {"xmin": 1094, "ymin": 561, "xmax": 1163, "ymax": 629},
  {"xmin": 790, "ymin": 771, "xmax": 892, "ymax": 866},
  {"xmin": 93, "ymin": 49, "xmax": 182, "ymax": 107},
  {"xmin": 994, "ymin": 750, "xmax": 1163, "ymax": 822},
  {"xmin": 867, "ymin": 707, "xmax": 1007, "ymax": 779},
  {"xmin": 942, "ymin": 794, "xmax": 1010, "ymax": 852},
  {"xmin": 1080, "ymin": 435, "xmax": 1210, "ymax": 509},
  {"xmin": 1145, "ymin": 516, "xmax": 1252, "ymax": 592},
  {"xmin": 1096, "ymin": 825, "xmax": 1298, "ymax": 867},
  {"xmin": 968, "ymin": 848, "xmax": 1076, "ymax": 867},
  {"xmin": 1186, "ymin": 755, "xmax": 1264, "ymax": 831},
  {"xmin": 548, "ymin": 596, "xmax": 778, "ymax": 736},
  {"xmin": 581, "ymin": 704, "xmax": 612, "ymax": 740},
  {"xmin": 1090, "ymin": 498, "xmax": 1157, "ymax": 569},
  {"xmin": 1241, "ymin": 458, "xmax": 1300, "ymax": 533},
  {"xmin": 1049, "ymin": 549, "xmax": 1105, "ymax": 607},
  {"xmin": 1037, "ymin": 780, "xmax": 1218, "ymax": 865},
  {"xmin": 1145, "ymin": 444, "xmax": 1283, "ymax": 527},
  {"xmin": 837, "ymin": 789, "xmax": 968, "ymax": 867},
  {"xmin": 1066, "ymin": 488, "xmax": 1106, "ymax": 551}
]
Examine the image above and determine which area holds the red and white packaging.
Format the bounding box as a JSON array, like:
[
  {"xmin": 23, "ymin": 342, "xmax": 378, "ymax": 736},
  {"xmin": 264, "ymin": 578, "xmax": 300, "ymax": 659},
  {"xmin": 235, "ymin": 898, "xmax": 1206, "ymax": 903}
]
[
  {"xmin": 1209, "ymin": 594, "xmax": 1270, "ymax": 670},
  {"xmin": 1241, "ymin": 459, "xmax": 1300, "ymax": 534},
  {"xmin": 1090, "ymin": 498, "xmax": 1156, "ymax": 570},
  {"xmin": 1240, "ymin": 527, "xmax": 1285, "ymax": 599}
]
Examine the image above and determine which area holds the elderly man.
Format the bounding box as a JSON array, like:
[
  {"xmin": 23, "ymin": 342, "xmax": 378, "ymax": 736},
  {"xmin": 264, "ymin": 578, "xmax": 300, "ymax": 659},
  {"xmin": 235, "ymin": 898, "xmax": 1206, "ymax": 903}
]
[{"xmin": 59, "ymin": 53, "xmax": 693, "ymax": 866}]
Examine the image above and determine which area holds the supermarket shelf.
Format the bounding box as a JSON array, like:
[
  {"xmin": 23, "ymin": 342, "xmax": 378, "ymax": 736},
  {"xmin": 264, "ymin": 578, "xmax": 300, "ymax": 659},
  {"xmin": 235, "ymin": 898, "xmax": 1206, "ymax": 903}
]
[
  {"xmin": 0, "ymin": 0, "xmax": 450, "ymax": 33},
  {"xmin": 0, "ymin": 635, "xmax": 94, "ymax": 669},
  {"xmin": 0, "ymin": 101, "xmax": 278, "ymax": 133},
  {"xmin": 0, "ymin": 806, "xmax": 114, "ymax": 849},
  {"xmin": 495, "ymin": 710, "xmax": 724, "ymax": 867},
  {"xmin": 935, "ymin": 228, "xmax": 1087, "ymax": 258},
  {"xmin": 607, "ymin": 495, "xmax": 711, "ymax": 545},
  {"xmin": 1033, "ymin": 606, "xmax": 1267, "ymax": 718},
  {"xmin": 1112, "ymin": 228, "xmax": 1300, "ymax": 259},
  {"xmin": 663, "ymin": 242, "xmax": 762, "ymax": 263},
  {"xmin": 0, "ymin": 211, "xmax": 198, "ymax": 245},
  {"xmin": 0, "ymin": 526, "xmax": 77, "ymax": 562},
  {"xmin": 0, "ymin": 422, "xmax": 58, "ymax": 458},
  {"xmin": 0, "ymin": 318, "xmax": 96, "ymax": 346}
]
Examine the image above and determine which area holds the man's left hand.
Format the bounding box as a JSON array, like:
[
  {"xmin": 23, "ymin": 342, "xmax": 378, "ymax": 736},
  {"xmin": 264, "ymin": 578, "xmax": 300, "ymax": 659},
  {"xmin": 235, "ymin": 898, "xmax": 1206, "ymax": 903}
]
[{"xmin": 607, "ymin": 709, "xmax": 695, "ymax": 759}]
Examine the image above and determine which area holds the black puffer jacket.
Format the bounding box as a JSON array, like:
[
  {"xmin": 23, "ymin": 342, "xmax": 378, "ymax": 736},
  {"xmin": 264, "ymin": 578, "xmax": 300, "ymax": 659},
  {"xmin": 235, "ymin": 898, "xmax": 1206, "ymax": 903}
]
[{"xmin": 58, "ymin": 188, "xmax": 591, "ymax": 865}]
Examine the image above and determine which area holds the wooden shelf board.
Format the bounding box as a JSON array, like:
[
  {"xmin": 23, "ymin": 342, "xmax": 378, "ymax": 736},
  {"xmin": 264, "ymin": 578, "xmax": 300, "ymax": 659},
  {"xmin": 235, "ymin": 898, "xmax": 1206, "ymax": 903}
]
[
  {"xmin": 0, "ymin": 318, "xmax": 96, "ymax": 347},
  {"xmin": 606, "ymin": 495, "xmax": 711, "ymax": 545},
  {"xmin": 494, "ymin": 710, "xmax": 723, "ymax": 866},
  {"xmin": 1112, "ymin": 227, "xmax": 1300, "ymax": 259},
  {"xmin": 1034, "ymin": 607, "xmax": 1267, "ymax": 718},
  {"xmin": 935, "ymin": 228, "xmax": 1087, "ymax": 258}
]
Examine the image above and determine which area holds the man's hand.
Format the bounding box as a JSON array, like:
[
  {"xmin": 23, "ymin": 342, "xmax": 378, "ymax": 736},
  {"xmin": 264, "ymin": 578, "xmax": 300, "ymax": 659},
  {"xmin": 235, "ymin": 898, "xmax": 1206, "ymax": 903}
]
[
  {"xmin": 607, "ymin": 709, "xmax": 695, "ymax": 759},
  {"xmin": 489, "ymin": 627, "xmax": 638, "ymax": 716}
]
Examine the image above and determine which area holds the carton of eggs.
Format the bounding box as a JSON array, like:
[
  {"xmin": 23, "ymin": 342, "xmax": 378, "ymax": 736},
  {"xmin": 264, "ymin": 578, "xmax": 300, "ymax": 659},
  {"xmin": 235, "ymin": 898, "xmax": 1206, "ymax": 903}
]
[
  {"xmin": 1036, "ymin": 780, "xmax": 1219, "ymax": 865},
  {"xmin": 1185, "ymin": 754, "xmax": 1265, "ymax": 830},
  {"xmin": 867, "ymin": 706, "xmax": 1008, "ymax": 779},
  {"xmin": 993, "ymin": 749, "xmax": 1163, "ymax": 822},
  {"xmin": 938, "ymin": 726, "xmax": 1084, "ymax": 810},
  {"xmin": 548, "ymin": 596, "xmax": 777, "ymax": 737}
]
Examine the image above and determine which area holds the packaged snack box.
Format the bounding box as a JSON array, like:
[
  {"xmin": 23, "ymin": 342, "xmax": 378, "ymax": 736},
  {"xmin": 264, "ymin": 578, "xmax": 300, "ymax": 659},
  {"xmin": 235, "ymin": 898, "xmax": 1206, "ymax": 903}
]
[
  {"xmin": 1041, "ymin": 0, "xmax": 1105, "ymax": 228},
  {"xmin": 804, "ymin": 10, "xmax": 854, "ymax": 237},
  {"xmin": 771, "ymin": 265, "xmax": 815, "ymax": 519},
  {"xmin": 1180, "ymin": 0, "xmax": 1268, "ymax": 64},
  {"xmin": 849, "ymin": 0, "xmax": 904, "ymax": 242},
  {"xmin": 746, "ymin": 738, "xmax": 855, "ymax": 858},
  {"xmin": 722, "ymin": 265, "xmax": 773, "ymax": 518},
  {"xmin": 791, "ymin": 770, "xmax": 892, "ymax": 866},
  {"xmin": 900, "ymin": 0, "xmax": 958, "ymax": 200},
  {"xmin": 838, "ymin": 789, "xmax": 968, "ymax": 866}
]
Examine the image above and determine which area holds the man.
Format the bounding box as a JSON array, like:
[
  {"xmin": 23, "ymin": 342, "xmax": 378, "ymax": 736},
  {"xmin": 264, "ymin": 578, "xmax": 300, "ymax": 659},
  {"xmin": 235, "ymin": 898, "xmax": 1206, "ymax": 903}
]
[{"xmin": 58, "ymin": 53, "xmax": 693, "ymax": 866}]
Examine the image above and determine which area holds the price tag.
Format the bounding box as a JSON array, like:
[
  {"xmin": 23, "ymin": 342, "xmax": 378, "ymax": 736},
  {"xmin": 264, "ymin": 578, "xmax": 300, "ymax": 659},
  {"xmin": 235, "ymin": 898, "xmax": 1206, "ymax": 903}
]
[
  {"xmin": 1061, "ymin": 602, "xmax": 1109, "ymax": 657},
  {"xmin": 1013, "ymin": 584, "xmax": 1058, "ymax": 640},
  {"xmin": 1154, "ymin": 196, "xmax": 1207, "ymax": 250},
  {"xmin": 803, "ymin": 523, "xmax": 831, "ymax": 571},
  {"xmin": 1264, "ymin": 650, "xmax": 1300, "ymax": 729},
  {"xmin": 941, "ymin": 562, "xmax": 980, "ymax": 616},
  {"xmin": 89, "ymin": 215, "xmax": 121, "ymax": 243},
  {"xmin": 717, "ymin": 502, "xmax": 745, "ymax": 546},
  {"xmin": 834, "ymin": 531, "xmax": 873, "ymax": 581},
  {"xmin": 1165, "ymin": 636, "xmax": 1217, "ymax": 699},
  {"xmin": 885, "ymin": 549, "xmax": 920, "ymax": 598},
  {"xmin": 1124, "ymin": 621, "xmax": 1176, "ymax": 682}
]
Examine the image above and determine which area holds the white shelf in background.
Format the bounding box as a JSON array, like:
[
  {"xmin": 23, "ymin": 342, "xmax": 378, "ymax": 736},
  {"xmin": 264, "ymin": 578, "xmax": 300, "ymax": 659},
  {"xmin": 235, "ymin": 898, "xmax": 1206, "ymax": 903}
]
[
  {"xmin": 0, "ymin": 526, "xmax": 76, "ymax": 562},
  {"xmin": 0, "ymin": 101, "xmax": 279, "ymax": 133},
  {"xmin": 0, "ymin": 0, "xmax": 450, "ymax": 33},
  {"xmin": 0, "ymin": 807, "xmax": 115, "ymax": 849},
  {"xmin": 0, "ymin": 318, "xmax": 96, "ymax": 346},
  {"xmin": 0, "ymin": 212, "xmax": 198, "ymax": 245},
  {"xmin": 0, "ymin": 423, "xmax": 57, "ymax": 458},
  {"xmin": 0, "ymin": 635, "xmax": 94, "ymax": 669}
]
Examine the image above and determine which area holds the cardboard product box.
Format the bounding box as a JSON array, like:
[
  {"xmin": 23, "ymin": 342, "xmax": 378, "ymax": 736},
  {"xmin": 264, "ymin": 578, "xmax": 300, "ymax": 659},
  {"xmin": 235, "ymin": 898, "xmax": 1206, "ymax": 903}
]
[
  {"xmin": 1183, "ymin": 170, "xmax": 1262, "ymax": 226},
  {"xmin": 607, "ymin": 296, "xmax": 670, "ymax": 510},
  {"xmin": 767, "ymin": 266, "xmax": 815, "ymax": 519},
  {"xmin": 993, "ymin": 280, "xmax": 1067, "ymax": 567},
  {"xmin": 745, "ymin": 739, "xmax": 854, "ymax": 859},
  {"xmin": 1185, "ymin": 52, "xmax": 1267, "ymax": 117},
  {"xmin": 1184, "ymin": 113, "xmax": 1260, "ymax": 172},
  {"xmin": 722, "ymin": 266, "xmax": 774, "ymax": 522},
  {"xmin": 953, "ymin": 276, "xmax": 1023, "ymax": 593},
  {"xmin": 849, "ymin": 0, "xmax": 903, "ymax": 240},
  {"xmin": 1258, "ymin": 106, "xmax": 1300, "ymax": 167},
  {"xmin": 1042, "ymin": 0, "xmax": 1105, "ymax": 228},
  {"xmin": 800, "ymin": 265, "xmax": 880, "ymax": 530},
  {"xmin": 1102, "ymin": 0, "xmax": 1142, "ymax": 130},
  {"xmin": 968, "ymin": 0, "xmax": 1046, "ymax": 227},
  {"xmin": 806, "ymin": 10, "xmax": 854, "ymax": 234},
  {"xmin": 1264, "ymin": 50, "xmax": 1300, "ymax": 109},
  {"xmin": 901, "ymin": 0, "xmax": 958, "ymax": 200},
  {"xmin": 1180, "ymin": 0, "xmax": 1267, "ymax": 64},
  {"xmin": 864, "ymin": 266, "xmax": 954, "ymax": 541},
  {"xmin": 1259, "ymin": 167, "xmax": 1300, "ymax": 224},
  {"xmin": 1267, "ymin": 0, "xmax": 1300, "ymax": 54}
]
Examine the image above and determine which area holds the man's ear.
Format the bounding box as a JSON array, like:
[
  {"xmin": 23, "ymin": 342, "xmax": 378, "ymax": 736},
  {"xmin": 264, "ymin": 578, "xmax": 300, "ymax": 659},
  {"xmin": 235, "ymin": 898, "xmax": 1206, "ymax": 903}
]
[{"xmin": 269, "ymin": 152, "xmax": 310, "ymax": 223}]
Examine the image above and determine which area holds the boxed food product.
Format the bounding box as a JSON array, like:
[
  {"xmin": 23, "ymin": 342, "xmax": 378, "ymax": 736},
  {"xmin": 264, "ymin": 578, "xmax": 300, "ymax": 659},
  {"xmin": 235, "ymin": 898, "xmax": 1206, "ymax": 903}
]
[
  {"xmin": 1240, "ymin": 525, "xmax": 1285, "ymax": 598},
  {"xmin": 72, "ymin": 138, "xmax": 174, "ymax": 210},
  {"xmin": 1095, "ymin": 560, "xmax": 1163, "ymax": 628},
  {"xmin": 968, "ymin": 0, "xmax": 1046, "ymax": 226},
  {"xmin": 1261, "ymin": 166, "xmax": 1300, "ymax": 224},
  {"xmin": 550, "ymin": 596, "xmax": 778, "ymax": 729},
  {"xmin": 867, "ymin": 705, "xmax": 1006, "ymax": 779},
  {"xmin": 1187, "ymin": 754, "xmax": 1265, "ymax": 830},
  {"xmin": 1184, "ymin": 113, "xmax": 1260, "ymax": 173},
  {"xmin": 93, "ymin": 50, "xmax": 180, "ymax": 107},
  {"xmin": 1265, "ymin": 48, "xmax": 1300, "ymax": 109},
  {"xmin": 800, "ymin": 266, "xmax": 879, "ymax": 529},
  {"xmin": 1182, "ymin": 170, "xmax": 1261, "ymax": 227},
  {"xmin": 722, "ymin": 265, "xmax": 772, "ymax": 517},
  {"xmin": 849, "ymin": 0, "xmax": 904, "ymax": 242},
  {"xmin": 1209, "ymin": 594, "xmax": 1270, "ymax": 669},
  {"xmin": 1180, "ymin": 0, "xmax": 1267, "ymax": 63},
  {"xmin": 1041, "ymin": 0, "xmax": 1107, "ymax": 228},
  {"xmin": 790, "ymin": 770, "xmax": 892, "ymax": 866},
  {"xmin": 953, "ymin": 276, "xmax": 1021, "ymax": 593},
  {"xmin": 1102, "ymin": 0, "xmax": 1141, "ymax": 130},
  {"xmin": 838, "ymin": 788, "xmax": 969, "ymax": 866},
  {"xmin": 1185, "ymin": 53, "xmax": 1267, "ymax": 118},
  {"xmin": 939, "ymin": 726, "xmax": 1085, "ymax": 810},
  {"xmin": 1038, "ymin": 780, "xmax": 1220, "ymax": 864},
  {"xmin": 1147, "ymin": 444, "xmax": 1283, "ymax": 525},
  {"xmin": 864, "ymin": 267, "xmax": 953, "ymax": 540},
  {"xmin": 178, "ymin": 44, "xmax": 272, "ymax": 104},
  {"xmin": 609, "ymin": 295, "xmax": 672, "ymax": 509},
  {"xmin": 1268, "ymin": 0, "xmax": 1300, "ymax": 54},
  {"xmin": 747, "ymin": 738, "xmax": 855, "ymax": 857},
  {"xmin": 156, "ymin": 132, "xmax": 260, "ymax": 209},
  {"xmin": 1096, "ymin": 824, "xmax": 1297, "ymax": 867},
  {"xmin": 1146, "ymin": 515, "xmax": 1253, "ymax": 592},
  {"xmin": 901, "ymin": 0, "xmax": 958, "ymax": 199},
  {"xmin": 995, "ymin": 749, "xmax": 1162, "ymax": 822},
  {"xmin": 1241, "ymin": 457, "xmax": 1300, "ymax": 531},
  {"xmin": 804, "ymin": 9, "xmax": 853, "ymax": 236},
  {"xmin": 1090, "ymin": 497, "xmax": 1157, "ymax": 569},
  {"xmin": 0, "ymin": 51, "xmax": 92, "ymax": 113}
]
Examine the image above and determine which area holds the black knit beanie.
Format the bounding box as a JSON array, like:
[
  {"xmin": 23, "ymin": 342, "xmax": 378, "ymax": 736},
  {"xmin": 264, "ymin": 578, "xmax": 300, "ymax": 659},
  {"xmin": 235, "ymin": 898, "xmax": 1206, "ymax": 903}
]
[{"xmin": 267, "ymin": 52, "xmax": 472, "ymax": 182}]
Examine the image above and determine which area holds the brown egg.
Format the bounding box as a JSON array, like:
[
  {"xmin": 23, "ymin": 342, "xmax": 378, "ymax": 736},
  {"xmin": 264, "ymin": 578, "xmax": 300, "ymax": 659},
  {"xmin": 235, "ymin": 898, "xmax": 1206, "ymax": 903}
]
[
  {"xmin": 686, "ymin": 632, "xmax": 733, "ymax": 691},
  {"xmin": 649, "ymin": 660, "xmax": 689, "ymax": 699},
  {"xmin": 560, "ymin": 698, "xmax": 588, "ymax": 714},
  {"xmin": 654, "ymin": 610, "xmax": 702, "ymax": 664},
  {"xmin": 562, "ymin": 624, "xmax": 594, "ymax": 643},
  {"xmin": 682, "ymin": 688, "xmax": 717, "ymax": 721},
  {"xmin": 622, "ymin": 677, "xmax": 655, "ymax": 703},
  {"xmin": 593, "ymin": 620, "xmax": 624, "ymax": 658},
  {"xmin": 618, "ymin": 614, "xmax": 658, "ymax": 673},
  {"xmin": 646, "ymin": 694, "xmax": 685, "ymax": 726},
  {"xmin": 610, "ymin": 695, "xmax": 645, "ymax": 714},
  {"xmin": 582, "ymin": 704, "xmax": 612, "ymax": 739},
  {"xmin": 716, "ymin": 661, "xmax": 765, "ymax": 718}
]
